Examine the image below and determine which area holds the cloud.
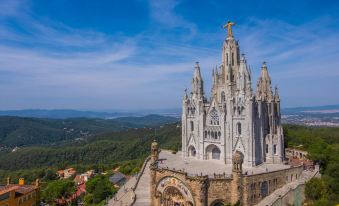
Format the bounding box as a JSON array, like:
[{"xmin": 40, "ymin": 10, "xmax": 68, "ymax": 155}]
[
  {"xmin": 0, "ymin": 0, "xmax": 338, "ymax": 109},
  {"xmin": 148, "ymin": 0, "xmax": 197, "ymax": 38}
]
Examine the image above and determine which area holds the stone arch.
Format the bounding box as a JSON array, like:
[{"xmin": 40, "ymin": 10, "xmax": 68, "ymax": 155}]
[
  {"xmin": 210, "ymin": 199, "xmax": 225, "ymax": 206},
  {"xmin": 206, "ymin": 144, "xmax": 221, "ymax": 160},
  {"xmin": 156, "ymin": 176, "xmax": 195, "ymax": 206},
  {"xmin": 188, "ymin": 145, "xmax": 196, "ymax": 157}
]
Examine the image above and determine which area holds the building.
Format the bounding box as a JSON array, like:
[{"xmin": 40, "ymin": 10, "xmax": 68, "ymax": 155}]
[
  {"xmin": 149, "ymin": 22, "xmax": 315, "ymax": 206},
  {"xmin": 0, "ymin": 178, "xmax": 40, "ymax": 206},
  {"xmin": 57, "ymin": 168, "xmax": 76, "ymax": 179},
  {"xmin": 181, "ymin": 21, "xmax": 283, "ymax": 167},
  {"xmin": 109, "ymin": 172, "xmax": 127, "ymax": 188},
  {"xmin": 74, "ymin": 170, "xmax": 95, "ymax": 185}
]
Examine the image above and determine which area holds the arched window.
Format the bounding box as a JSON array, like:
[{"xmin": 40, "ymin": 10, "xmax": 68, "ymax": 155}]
[
  {"xmin": 274, "ymin": 144, "xmax": 277, "ymax": 154},
  {"xmin": 261, "ymin": 181, "xmax": 268, "ymax": 197},
  {"xmin": 237, "ymin": 122, "xmax": 241, "ymax": 135},
  {"xmin": 210, "ymin": 108, "xmax": 219, "ymax": 125},
  {"xmin": 190, "ymin": 121, "xmax": 194, "ymax": 131},
  {"xmin": 226, "ymin": 53, "xmax": 228, "ymax": 65},
  {"xmin": 232, "ymin": 52, "xmax": 234, "ymax": 66}
]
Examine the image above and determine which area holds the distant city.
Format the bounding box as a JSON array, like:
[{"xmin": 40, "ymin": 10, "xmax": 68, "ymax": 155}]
[
  {"xmin": 281, "ymin": 105, "xmax": 339, "ymax": 127},
  {"xmin": 1, "ymin": 104, "xmax": 339, "ymax": 127}
]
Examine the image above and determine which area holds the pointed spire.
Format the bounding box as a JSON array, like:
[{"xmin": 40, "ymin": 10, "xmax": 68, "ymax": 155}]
[
  {"xmin": 274, "ymin": 86, "xmax": 280, "ymax": 101},
  {"xmin": 193, "ymin": 61, "xmax": 202, "ymax": 81},
  {"xmin": 192, "ymin": 62, "xmax": 204, "ymax": 99},
  {"xmin": 183, "ymin": 88, "xmax": 188, "ymax": 100},
  {"xmin": 256, "ymin": 62, "xmax": 273, "ymax": 101}
]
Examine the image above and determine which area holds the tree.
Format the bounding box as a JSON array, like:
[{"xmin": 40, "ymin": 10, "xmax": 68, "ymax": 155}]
[
  {"xmin": 42, "ymin": 179, "xmax": 76, "ymax": 203},
  {"xmin": 84, "ymin": 175, "xmax": 116, "ymax": 205},
  {"xmin": 305, "ymin": 178, "xmax": 327, "ymax": 201}
]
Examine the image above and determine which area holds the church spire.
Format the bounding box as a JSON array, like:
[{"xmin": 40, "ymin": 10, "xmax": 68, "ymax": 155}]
[
  {"xmin": 256, "ymin": 62, "xmax": 273, "ymax": 101},
  {"xmin": 192, "ymin": 62, "xmax": 204, "ymax": 99},
  {"xmin": 274, "ymin": 86, "xmax": 280, "ymax": 102}
]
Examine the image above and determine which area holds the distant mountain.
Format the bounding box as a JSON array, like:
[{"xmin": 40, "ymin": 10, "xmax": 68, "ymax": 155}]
[
  {"xmin": 0, "ymin": 115, "xmax": 179, "ymax": 147},
  {"xmin": 0, "ymin": 109, "xmax": 132, "ymax": 119},
  {"xmin": 0, "ymin": 109, "xmax": 181, "ymax": 119}
]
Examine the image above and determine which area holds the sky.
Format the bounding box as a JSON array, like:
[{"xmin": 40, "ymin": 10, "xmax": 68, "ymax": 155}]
[{"xmin": 0, "ymin": 0, "xmax": 338, "ymax": 110}]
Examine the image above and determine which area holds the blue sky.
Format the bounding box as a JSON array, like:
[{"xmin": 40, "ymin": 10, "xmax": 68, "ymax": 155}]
[{"xmin": 0, "ymin": 0, "xmax": 338, "ymax": 110}]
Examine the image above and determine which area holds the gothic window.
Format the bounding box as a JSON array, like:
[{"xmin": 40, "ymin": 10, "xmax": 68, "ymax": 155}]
[
  {"xmin": 237, "ymin": 122, "xmax": 241, "ymax": 135},
  {"xmin": 232, "ymin": 52, "xmax": 234, "ymax": 66},
  {"xmin": 226, "ymin": 53, "xmax": 229, "ymax": 65},
  {"xmin": 190, "ymin": 121, "xmax": 194, "ymax": 131},
  {"xmin": 266, "ymin": 144, "xmax": 268, "ymax": 153},
  {"xmin": 221, "ymin": 91, "xmax": 226, "ymax": 102},
  {"xmin": 209, "ymin": 108, "xmax": 219, "ymax": 125},
  {"xmin": 218, "ymin": 131, "xmax": 221, "ymax": 137},
  {"xmin": 205, "ymin": 131, "xmax": 207, "ymax": 138},
  {"xmin": 274, "ymin": 144, "xmax": 277, "ymax": 154}
]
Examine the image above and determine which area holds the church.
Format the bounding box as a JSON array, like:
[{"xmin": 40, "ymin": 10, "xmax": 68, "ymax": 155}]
[
  {"xmin": 181, "ymin": 21, "xmax": 284, "ymax": 167},
  {"xmin": 147, "ymin": 22, "xmax": 311, "ymax": 206}
]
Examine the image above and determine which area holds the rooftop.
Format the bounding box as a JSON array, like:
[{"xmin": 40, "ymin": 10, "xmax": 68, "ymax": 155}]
[
  {"xmin": 0, "ymin": 184, "xmax": 37, "ymax": 196},
  {"xmin": 109, "ymin": 172, "xmax": 126, "ymax": 184},
  {"xmin": 158, "ymin": 150, "xmax": 292, "ymax": 177}
]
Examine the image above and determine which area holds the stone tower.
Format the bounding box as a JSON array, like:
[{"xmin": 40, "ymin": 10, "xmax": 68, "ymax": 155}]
[
  {"xmin": 230, "ymin": 151, "xmax": 243, "ymax": 205},
  {"xmin": 151, "ymin": 140, "xmax": 159, "ymax": 163},
  {"xmin": 182, "ymin": 22, "xmax": 284, "ymax": 167}
]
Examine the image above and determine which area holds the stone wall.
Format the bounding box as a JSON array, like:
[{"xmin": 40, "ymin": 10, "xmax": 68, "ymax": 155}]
[{"xmin": 150, "ymin": 163, "xmax": 304, "ymax": 206}]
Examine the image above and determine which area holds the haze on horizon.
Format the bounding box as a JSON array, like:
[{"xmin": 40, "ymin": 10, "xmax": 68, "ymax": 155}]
[{"xmin": 0, "ymin": 0, "xmax": 338, "ymax": 110}]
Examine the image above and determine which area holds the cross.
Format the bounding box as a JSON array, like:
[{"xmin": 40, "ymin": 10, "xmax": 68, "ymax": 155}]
[{"xmin": 223, "ymin": 20, "xmax": 235, "ymax": 37}]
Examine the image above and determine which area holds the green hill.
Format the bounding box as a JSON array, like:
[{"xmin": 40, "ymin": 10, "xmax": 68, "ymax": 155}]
[
  {"xmin": 0, "ymin": 115, "xmax": 178, "ymax": 147},
  {"xmin": 0, "ymin": 123, "xmax": 181, "ymax": 171}
]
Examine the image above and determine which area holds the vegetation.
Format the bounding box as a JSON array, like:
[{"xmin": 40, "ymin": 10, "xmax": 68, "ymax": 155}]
[
  {"xmin": 284, "ymin": 124, "xmax": 339, "ymax": 205},
  {"xmin": 0, "ymin": 116, "xmax": 338, "ymax": 205},
  {"xmin": 84, "ymin": 175, "xmax": 117, "ymax": 205},
  {"xmin": 0, "ymin": 115, "xmax": 178, "ymax": 147},
  {"xmin": 0, "ymin": 123, "xmax": 180, "ymax": 171},
  {"xmin": 41, "ymin": 179, "xmax": 76, "ymax": 203}
]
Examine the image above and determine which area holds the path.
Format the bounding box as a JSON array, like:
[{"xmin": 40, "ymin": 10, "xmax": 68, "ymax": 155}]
[
  {"xmin": 107, "ymin": 157, "xmax": 151, "ymax": 206},
  {"xmin": 133, "ymin": 160, "xmax": 151, "ymax": 205}
]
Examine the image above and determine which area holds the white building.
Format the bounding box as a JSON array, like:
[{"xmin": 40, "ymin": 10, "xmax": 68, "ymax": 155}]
[{"xmin": 182, "ymin": 24, "xmax": 284, "ymax": 167}]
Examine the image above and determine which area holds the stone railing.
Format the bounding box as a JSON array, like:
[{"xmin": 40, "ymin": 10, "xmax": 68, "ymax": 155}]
[
  {"xmin": 153, "ymin": 163, "xmax": 233, "ymax": 180},
  {"xmin": 257, "ymin": 165, "xmax": 320, "ymax": 206},
  {"xmin": 133, "ymin": 156, "xmax": 151, "ymax": 191},
  {"xmin": 245, "ymin": 164, "xmax": 304, "ymax": 177},
  {"xmin": 106, "ymin": 156, "xmax": 151, "ymax": 206},
  {"xmin": 130, "ymin": 156, "xmax": 151, "ymax": 205}
]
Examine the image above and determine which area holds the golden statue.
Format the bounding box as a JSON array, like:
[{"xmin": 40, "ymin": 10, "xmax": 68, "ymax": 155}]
[{"xmin": 223, "ymin": 20, "xmax": 235, "ymax": 37}]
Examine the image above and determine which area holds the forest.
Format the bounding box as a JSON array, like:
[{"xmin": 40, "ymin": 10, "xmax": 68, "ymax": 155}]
[{"xmin": 0, "ymin": 116, "xmax": 338, "ymax": 205}]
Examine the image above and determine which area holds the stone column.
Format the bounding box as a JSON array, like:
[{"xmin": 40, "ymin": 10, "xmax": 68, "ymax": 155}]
[{"xmin": 150, "ymin": 140, "xmax": 159, "ymax": 206}]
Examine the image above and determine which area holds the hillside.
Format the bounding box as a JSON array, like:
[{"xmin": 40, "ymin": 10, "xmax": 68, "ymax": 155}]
[
  {"xmin": 0, "ymin": 123, "xmax": 181, "ymax": 171},
  {"xmin": 0, "ymin": 115, "xmax": 178, "ymax": 147}
]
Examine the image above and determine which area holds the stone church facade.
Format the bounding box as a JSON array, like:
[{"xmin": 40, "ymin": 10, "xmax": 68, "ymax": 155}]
[
  {"xmin": 149, "ymin": 23, "xmax": 305, "ymax": 206},
  {"xmin": 182, "ymin": 22, "xmax": 284, "ymax": 167}
]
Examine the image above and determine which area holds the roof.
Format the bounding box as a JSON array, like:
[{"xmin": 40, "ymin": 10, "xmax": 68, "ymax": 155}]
[
  {"xmin": 0, "ymin": 184, "xmax": 37, "ymax": 196},
  {"xmin": 109, "ymin": 172, "xmax": 126, "ymax": 184},
  {"xmin": 0, "ymin": 185, "xmax": 18, "ymax": 195}
]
